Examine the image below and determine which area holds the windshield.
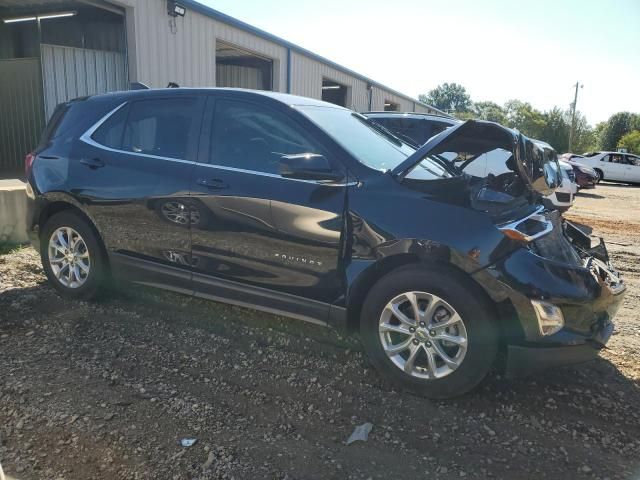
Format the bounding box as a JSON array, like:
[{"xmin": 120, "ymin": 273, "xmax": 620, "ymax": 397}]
[{"xmin": 296, "ymin": 106, "xmax": 420, "ymax": 172}]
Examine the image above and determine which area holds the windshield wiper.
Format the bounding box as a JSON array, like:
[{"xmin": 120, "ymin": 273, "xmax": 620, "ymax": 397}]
[{"xmin": 357, "ymin": 115, "xmax": 406, "ymax": 147}]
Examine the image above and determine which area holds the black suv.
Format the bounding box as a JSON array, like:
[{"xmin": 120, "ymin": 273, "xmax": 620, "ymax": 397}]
[
  {"xmin": 362, "ymin": 111, "xmax": 458, "ymax": 147},
  {"xmin": 26, "ymin": 88, "xmax": 625, "ymax": 398}
]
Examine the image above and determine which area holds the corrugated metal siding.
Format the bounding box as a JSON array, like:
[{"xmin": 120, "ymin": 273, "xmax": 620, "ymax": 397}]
[
  {"xmin": 290, "ymin": 52, "xmax": 367, "ymax": 110},
  {"xmin": 117, "ymin": 0, "xmax": 435, "ymax": 112},
  {"xmin": 216, "ymin": 64, "xmax": 261, "ymax": 90},
  {"xmin": 371, "ymin": 87, "xmax": 418, "ymax": 112},
  {"xmin": 290, "ymin": 51, "xmax": 432, "ymax": 113},
  {"xmin": 122, "ymin": 0, "xmax": 288, "ymax": 90},
  {"xmin": 214, "ymin": 24, "xmax": 287, "ymax": 91},
  {"xmin": 0, "ymin": 58, "xmax": 45, "ymax": 173},
  {"xmin": 41, "ymin": 44, "xmax": 127, "ymax": 119}
]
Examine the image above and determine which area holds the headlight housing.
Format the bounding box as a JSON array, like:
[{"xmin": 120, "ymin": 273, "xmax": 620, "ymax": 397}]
[{"xmin": 531, "ymin": 300, "xmax": 565, "ymax": 336}]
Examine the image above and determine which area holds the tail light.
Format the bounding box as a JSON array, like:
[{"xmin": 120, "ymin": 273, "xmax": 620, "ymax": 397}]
[{"xmin": 25, "ymin": 152, "xmax": 35, "ymax": 177}]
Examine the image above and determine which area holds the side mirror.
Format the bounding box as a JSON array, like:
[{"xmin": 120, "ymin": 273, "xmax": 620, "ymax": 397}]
[{"xmin": 279, "ymin": 153, "xmax": 344, "ymax": 182}]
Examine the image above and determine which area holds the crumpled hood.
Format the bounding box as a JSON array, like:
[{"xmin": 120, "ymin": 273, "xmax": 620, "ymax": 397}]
[{"xmin": 391, "ymin": 120, "xmax": 562, "ymax": 197}]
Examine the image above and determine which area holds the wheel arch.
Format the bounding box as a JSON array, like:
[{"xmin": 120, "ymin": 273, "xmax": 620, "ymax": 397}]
[
  {"xmin": 345, "ymin": 253, "xmax": 500, "ymax": 334},
  {"xmin": 593, "ymin": 167, "xmax": 604, "ymax": 181},
  {"xmin": 38, "ymin": 198, "xmax": 110, "ymax": 273}
]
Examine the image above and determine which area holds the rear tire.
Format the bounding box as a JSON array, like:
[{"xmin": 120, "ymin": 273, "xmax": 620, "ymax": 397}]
[
  {"xmin": 360, "ymin": 264, "xmax": 498, "ymax": 399},
  {"xmin": 40, "ymin": 211, "xmax": 107, "ymax": 300}
]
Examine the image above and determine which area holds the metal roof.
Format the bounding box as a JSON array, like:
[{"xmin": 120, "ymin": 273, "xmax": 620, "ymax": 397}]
[
  {"xmin": 362, "ymin": 111, "xmax": 456, "ymax": 120},
  {"xmin": 182, "ymin": 0, "xmax": 440, "ymax": 113}
]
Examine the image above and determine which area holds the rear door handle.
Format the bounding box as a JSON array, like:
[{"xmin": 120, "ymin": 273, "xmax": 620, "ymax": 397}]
[
  {"xmin": 80, "ymin": 158, "xmax": 105, "ymax": 169},
  {"xmin": 196, "ymin": 178, "xmax": 229, "ymax": 189}
]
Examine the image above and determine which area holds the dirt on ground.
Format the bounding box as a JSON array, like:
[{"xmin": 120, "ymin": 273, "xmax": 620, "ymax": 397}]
[{"xmin": 0, "ymin": 182, "xmax": 639, "ymax": 480}]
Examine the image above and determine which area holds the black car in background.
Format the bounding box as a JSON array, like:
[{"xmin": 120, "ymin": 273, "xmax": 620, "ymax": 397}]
[
  {"xmin": 25, "ymin": 89, "xmax": 625, "ymax": 398},
  {"xmin": 362, "ymin": 111, "xmax": 457, "ymax": 147}
]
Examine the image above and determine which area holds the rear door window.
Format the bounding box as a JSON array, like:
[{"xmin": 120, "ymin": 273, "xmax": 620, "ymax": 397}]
[{"xmin": 121, "ymin": 98, "xmax": 204, "ymax": 160}]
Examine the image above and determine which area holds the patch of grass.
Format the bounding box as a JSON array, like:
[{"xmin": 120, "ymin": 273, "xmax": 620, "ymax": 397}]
[{"xmin": 0, "ymin": 242, "xmax": 25, "ymax": 255}]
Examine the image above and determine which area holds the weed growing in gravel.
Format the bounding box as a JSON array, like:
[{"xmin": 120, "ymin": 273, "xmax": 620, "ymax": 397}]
[{"xmin": 0, "ymin": 243, "xmax": 25, "ymax": 256}]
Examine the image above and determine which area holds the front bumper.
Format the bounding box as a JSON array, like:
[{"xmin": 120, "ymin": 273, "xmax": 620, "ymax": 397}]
[
  {"xmin": 576, "ymin": 172, "xmax": 597, "ymax": 189},
  {"xmin": 472, "ymin": 225, "xmax": 625, "ymax": 377},
  {"xmin": 504, "ymin": 318, "xmax": 614, "ymax": 378}
]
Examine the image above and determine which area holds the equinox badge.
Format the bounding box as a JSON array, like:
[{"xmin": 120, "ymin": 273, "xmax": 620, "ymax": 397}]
[{"xmin": 274, "ymin": 253, "xmax": 323, "ymax": 266}]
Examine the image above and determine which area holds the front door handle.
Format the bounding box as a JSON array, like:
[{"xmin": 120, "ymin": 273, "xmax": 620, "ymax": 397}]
[
  {"xmin": 196, "ymin": 178, "xmax": 229, "ymax": 189},
  {"xmin": 80, "ymin": 158, "xmax": 105, "ymax": 169}
]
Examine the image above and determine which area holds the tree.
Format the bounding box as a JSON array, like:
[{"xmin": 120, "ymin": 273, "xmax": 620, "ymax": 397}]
[
  {"xmin": 472, "ymin": 101, "xmax": 507, "ymax": 124},
  {"xmin": 617, "ymin": 130, "xmax": 640, "ymax": 154},
  {"xmin": 419, "ymin": 83, "xmax": 472, "ymax": 114},
  {"xmin": 570, "ymin": 113, "xmax": 597, "ymax": 154},
  {"xmin": 503, "ymin": 100, "xmax": 546, "ymax": 139},
  {"xmin": 598, "ymin": 112, "xmax": 640, "ymax": 151},
  {"xmin": 540, "ymin": 107, "xmax": 570, "ymax": 152}
]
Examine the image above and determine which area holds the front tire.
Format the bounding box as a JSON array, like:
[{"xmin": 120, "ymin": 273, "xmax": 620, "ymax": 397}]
[
  {"xmin": 360, "ymin": 265, "xmax": 498, "ymax": 399},
  {"xmin": 41, "ymin": 211, "xmax": 107, "ymax": 300},
  {"xmin": 594, "ymin": 169, "xmax": 604, "ymax": 183}
]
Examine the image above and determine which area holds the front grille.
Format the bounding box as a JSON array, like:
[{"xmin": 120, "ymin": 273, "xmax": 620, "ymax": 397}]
[{"xmin": 556, "ymin": 192, "xmax": 571, "ymax": 202}]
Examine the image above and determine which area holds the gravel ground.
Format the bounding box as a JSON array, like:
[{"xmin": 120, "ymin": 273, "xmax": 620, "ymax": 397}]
[{"xmin": 1, "ymin": 182, "xmax": 639, "ymax": 480}]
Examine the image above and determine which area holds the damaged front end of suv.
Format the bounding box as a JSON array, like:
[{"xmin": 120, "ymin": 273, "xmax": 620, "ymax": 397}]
[{"xmin": 381, "ymin": 120, "xmax": 626, "ymax": 377}]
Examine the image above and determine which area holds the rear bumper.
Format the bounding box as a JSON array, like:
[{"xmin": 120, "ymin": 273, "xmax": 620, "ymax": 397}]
[
  {"xmin": 504, "ymin": 319, "xmax": 614, "ymax": 378},
  {"xmin": 25, "ymin": 181, "xmax": 41, "ymax": 251}
]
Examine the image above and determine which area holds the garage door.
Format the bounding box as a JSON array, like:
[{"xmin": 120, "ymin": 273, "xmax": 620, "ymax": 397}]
[
  {"xmin": 0, "ymin": 58, "xmax": 46, "ymax": 175},
  {"xmin": 41, "ymin": 43, "xmax": 127, "ymax": 119}
]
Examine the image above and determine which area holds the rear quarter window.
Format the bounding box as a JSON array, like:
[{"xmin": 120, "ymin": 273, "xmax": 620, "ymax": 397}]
[{"xmin": 91, "ymin": 105, "xmax": 129, "ymax": 149}]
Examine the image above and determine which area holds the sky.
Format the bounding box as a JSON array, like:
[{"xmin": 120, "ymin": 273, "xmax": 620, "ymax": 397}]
[{"xmin": 201, "ymin": 0, "xmax": 639, "ymax": 125}]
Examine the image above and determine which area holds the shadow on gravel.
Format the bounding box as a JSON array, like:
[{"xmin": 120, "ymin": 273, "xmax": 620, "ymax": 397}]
[
  {"xmin": 599, "ymin": 182, "xmax": 640, "ymax": 189},
  {"xmin": 576, "ymin": 191, "xmax": 606, "ymax": 199}
]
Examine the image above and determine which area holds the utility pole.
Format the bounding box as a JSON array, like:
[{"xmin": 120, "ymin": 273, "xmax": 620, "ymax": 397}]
[{"xmin": 568, "ymin": 81, "xmax": 582, "ymax": 152}]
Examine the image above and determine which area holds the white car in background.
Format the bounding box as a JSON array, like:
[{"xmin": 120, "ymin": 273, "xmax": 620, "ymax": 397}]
[
  {"xmin": 579, "ymin": 151, "xmax": 640, "ymax": 184},
  {"xmin": 533, "ymin": 141, "xmax": 576, "ymax": 211},
  {"xmin": 547, "ymin": 160, "xmax": 578, "ymax": 211}
]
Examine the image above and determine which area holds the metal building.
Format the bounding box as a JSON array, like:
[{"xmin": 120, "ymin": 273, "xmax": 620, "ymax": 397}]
[{"xmin": 0, "ymin": 0, "xmax": 443, "ymax": 175}]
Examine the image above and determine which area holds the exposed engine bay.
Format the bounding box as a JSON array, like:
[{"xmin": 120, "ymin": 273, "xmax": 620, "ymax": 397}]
[
  {"xmin": 394, "ymin": 119, "xmax": 625, "ymax": 296},
  {"xmin": 397, "ymin": 120, "xmax": 559, "ymax": 222}
]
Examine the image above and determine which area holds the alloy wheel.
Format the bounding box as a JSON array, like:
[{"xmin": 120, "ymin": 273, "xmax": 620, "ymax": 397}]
[
  {"xmin": 161, "ymin": 201, "xmax": 200, "ymax": 225},
  {"xmin": 48, "ymin": 227, "xmax": 91, "ymax": 288},
  {"xmin": 378, "ymin": 291, "xmax": 468, "ymax": 379}
]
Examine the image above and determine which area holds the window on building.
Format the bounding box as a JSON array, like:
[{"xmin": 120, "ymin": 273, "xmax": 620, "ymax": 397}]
[
  {"xmin": 384, "ymin": 101, "xmax": 400, "ymax": 111},
  {"xmin": 216, "ymin": 41, "xmax": 273, "ymax": 91},
  {"xmin": 211, "ymin": 99, "xmax": 325, "ymax": 174},
  {"xmin": 321, "ymin": 78, "xmax": 348, "ymax": 107}
]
